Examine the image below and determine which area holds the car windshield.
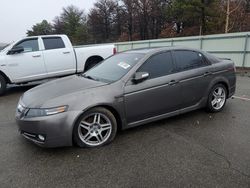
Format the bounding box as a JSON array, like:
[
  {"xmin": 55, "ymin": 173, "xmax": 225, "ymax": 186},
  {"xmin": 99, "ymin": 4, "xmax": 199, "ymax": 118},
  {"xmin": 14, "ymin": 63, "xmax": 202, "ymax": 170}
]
[{"xmin": 83, "ymin": 53, "xmax": 145, "ymax": 83}]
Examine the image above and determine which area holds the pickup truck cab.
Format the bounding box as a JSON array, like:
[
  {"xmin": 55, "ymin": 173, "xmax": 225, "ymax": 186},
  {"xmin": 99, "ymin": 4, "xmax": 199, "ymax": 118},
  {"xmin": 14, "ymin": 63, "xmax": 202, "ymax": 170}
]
[{"xmin": 0, "ymin": 35, "xmax": 116, "ymax": 95}]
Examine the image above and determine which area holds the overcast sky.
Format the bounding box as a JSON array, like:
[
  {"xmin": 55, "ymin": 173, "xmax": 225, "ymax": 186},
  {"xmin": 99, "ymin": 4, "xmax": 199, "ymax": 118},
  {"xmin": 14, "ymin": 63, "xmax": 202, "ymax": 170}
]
[{"xmin": 0, "ymin": 0, "xmax": 96, "ymax": 43}]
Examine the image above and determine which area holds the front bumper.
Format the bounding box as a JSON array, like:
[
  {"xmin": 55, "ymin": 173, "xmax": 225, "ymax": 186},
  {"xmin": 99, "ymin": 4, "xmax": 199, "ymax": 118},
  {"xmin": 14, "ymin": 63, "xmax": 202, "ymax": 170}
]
[{"xmin": 16, "ymin": 111, "xmax": 81, "ymax": 148}]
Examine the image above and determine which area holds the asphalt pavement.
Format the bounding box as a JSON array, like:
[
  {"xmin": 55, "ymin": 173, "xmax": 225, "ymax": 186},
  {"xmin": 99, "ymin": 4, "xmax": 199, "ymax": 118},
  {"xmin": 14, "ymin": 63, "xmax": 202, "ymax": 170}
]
[{"xmin": 0, "ymin": 76, "xmax": 250, "ymax": 188}]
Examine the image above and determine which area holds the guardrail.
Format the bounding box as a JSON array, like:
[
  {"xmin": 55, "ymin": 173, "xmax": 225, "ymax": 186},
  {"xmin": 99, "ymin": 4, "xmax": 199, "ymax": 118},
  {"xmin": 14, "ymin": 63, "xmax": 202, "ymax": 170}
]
[{"xmin": 115, "ymin": 32, "xmax": 250, "ymax": 68}]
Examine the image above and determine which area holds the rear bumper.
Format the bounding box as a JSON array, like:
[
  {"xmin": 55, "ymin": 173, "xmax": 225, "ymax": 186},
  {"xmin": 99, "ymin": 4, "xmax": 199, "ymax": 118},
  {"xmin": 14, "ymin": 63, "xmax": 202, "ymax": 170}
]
[
  {"xmin": 16, "ymin": 111, "xmax": 81, "ymax": 148},
  {"xmin": 228, "ymin": 85, "xmax": 236, "ymax": 98}
]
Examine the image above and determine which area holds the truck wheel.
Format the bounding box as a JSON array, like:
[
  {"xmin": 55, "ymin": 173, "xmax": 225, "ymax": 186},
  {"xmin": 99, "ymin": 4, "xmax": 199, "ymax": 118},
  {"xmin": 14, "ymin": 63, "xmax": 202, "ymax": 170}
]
[
  {"xmin": 73, "ymin": 107, "xmax": 117, "ymax": 148},
  {"xmin": 84, "ymin": 56, "xmax": 103, "ymax": 72},
  {"xmin": 206, "ymin": 84, "xmax": 227, "ymax": 113},
  {"xmin": 0, "ymin": 75, "xmax": 7, "ymax": 96}
]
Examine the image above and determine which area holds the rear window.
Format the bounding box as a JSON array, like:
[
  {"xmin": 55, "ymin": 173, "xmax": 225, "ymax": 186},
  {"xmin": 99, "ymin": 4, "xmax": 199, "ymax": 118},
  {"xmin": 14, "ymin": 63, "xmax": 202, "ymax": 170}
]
[
  {"xmin": 204, "ymin": 52, "xmax": 220, "ymax": 63},
  {"xmin": 174, "ymin": 50, "xmax": 204, "ymax": 71},
  {"xmin": 42, "ymin": 37, "xmax": 65, "ymax": 50}
]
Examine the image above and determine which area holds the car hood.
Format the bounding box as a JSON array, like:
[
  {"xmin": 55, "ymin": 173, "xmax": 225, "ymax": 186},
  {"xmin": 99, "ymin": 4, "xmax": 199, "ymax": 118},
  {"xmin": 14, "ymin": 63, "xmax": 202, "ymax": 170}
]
[{"xmin": 21, "ymin": 75, "xmax": 107, "ymax": 108}]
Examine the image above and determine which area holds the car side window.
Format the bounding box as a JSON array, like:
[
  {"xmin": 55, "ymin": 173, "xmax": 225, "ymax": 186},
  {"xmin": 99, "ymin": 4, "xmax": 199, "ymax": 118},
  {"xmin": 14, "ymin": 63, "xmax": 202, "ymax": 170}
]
[
  {"xmin": 15, "ymin": 39, "xmax": 39, "ymax": 53},
  {"xmin": 174, "ymin": 50, "xmax": 205, "ymax": 71},
  {"xmin": 138, "ymin": 52, "xmax": 174, "ymax": 79},
  {"xmin": 42, "ymin": 37, "xmax": 65, "ymax": 50}
]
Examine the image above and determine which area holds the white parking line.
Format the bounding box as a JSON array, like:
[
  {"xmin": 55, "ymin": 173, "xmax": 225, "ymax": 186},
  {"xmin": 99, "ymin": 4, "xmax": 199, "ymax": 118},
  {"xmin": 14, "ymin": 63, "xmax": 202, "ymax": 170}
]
[{"xmin": 232, "ymin": 96, "xmax": 250, "ymax": 101}]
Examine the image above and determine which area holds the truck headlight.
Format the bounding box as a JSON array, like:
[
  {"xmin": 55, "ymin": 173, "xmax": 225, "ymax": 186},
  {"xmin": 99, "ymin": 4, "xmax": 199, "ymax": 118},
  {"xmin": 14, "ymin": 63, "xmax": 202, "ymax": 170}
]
[{"xmin": 25, "ymin": 106, "xmax": 68, "ymax": 118}]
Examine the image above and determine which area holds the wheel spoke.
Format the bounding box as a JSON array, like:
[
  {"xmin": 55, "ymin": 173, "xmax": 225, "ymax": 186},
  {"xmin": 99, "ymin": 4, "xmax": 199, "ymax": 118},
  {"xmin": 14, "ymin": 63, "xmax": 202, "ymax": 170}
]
[
  {"xmin": 93, "ymin": 113, "xmax": 101, "ymax": 124},
  {"xmin": 96, "ymin": 133, "xmax": 103, "ymax": 143},
  {"xmin": 83, "ymin": 132, "xmax": 92, "ymax": 141},
  {"xmin": 215, "ymin": 101, "xmax": 220, "ymax": 108},
  {"xmin": 81, "ymin": 121, "xmax": 91, "ymax": 126},
  {"xmin": 80, "ymin": 121, "xmax": 91, "ymax": 130},
  {"xmin": 99, "ymin": 133, "xmax": 104, "ymax": 141},
  {"xmin": 218, "ymin": 88, "xmax": 223, "ymax": 96},
  {"xmin": 213, "ymin": 91, "xmax": 218, "ymax": 97},
  {"xmin": 211, "ymin": 99, "xmax": 217, "ymax": 106},
  {"xmin": 101, "ymin": 123, "xmax": 111, "ymax": 131}
]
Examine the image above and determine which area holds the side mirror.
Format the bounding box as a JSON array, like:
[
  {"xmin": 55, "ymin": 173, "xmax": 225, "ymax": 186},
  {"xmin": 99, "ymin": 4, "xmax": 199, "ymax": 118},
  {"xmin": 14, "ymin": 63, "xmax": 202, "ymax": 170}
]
[
  {"xmin": 8, "ymin": 46, "xmax": 24, "ymax": 55},
  {"xmin": 132, "ymin": 72, "xmax": 149, "ymax": 84}
]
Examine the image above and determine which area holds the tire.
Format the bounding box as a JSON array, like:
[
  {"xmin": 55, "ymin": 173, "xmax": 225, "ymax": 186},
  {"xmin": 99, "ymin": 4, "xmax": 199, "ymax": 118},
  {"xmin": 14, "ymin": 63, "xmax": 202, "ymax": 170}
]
[
  {"xmin": 0, "ymin": 75, "xmax": 7, "ymax": 96},
  {"xmin": 73, "ymin": 107, "xmax": 117, "ymax": 148},
  {"xmin": 206, "ymin": 84, "xmax": 227, "ymax": 113}
]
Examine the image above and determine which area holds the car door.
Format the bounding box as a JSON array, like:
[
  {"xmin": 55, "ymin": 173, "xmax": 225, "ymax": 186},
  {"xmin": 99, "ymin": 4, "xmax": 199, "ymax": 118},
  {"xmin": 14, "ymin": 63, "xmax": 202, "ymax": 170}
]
[
  {"xmin": 124, "ymin": 51, "xmax": 182, "ymax": 124},
  {"xmin": 5, "ymin": 38, "xmax": 47, "ymax": 83},
  {"xmin": 173, "ymin": 50, "xmax": 213, "ymax": 108},
  {"xmin": 42, "ymin": 37, "xmax": 75, "ymax": 77}
]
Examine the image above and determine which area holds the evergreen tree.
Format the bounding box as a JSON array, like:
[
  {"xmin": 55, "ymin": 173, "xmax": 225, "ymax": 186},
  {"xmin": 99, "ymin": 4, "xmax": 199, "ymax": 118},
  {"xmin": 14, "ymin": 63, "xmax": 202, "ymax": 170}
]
[{"xmin": 27, "ymin": 20, "xmax": 53, "ymax": 36}]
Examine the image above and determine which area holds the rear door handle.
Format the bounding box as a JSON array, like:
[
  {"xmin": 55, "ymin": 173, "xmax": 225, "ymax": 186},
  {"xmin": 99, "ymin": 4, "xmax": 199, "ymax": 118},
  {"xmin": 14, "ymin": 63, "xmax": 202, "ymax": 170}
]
[
  {"xmin": 169, "ymin": 80, "xmax": 179, "ymax": 86},
  {"xmin": 32, "ymin": 54, "xmax": 41, "ymax": 58},
  {"xmin": 203, "ymin": 72, "xmax": 212, "ymax": 77},
  {"xmin": 63, "ymin": 51, "xmax": 70, "ymax": 54}
]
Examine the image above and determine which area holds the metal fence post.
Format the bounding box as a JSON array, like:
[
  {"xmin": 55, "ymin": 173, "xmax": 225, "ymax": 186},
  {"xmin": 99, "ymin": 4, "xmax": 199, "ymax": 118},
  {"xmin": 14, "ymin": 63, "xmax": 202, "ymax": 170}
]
[
  {"xmin": 171, "ymin": 39, "xmax": 174, "ymax": 46},
  {"xmin": 200, "ymin": 37, "xmax": 203, "ymax": 50},
  {"xmin": 116, "ymin": 45, "xmax": 119, "ymax": 52},
  {"xmin": 242, "ymin": 34, "xmax": 249, "ymax": 67},
  {"xmin": 131, "ymin": 42, "xmax": 134, "ymax": 50}
]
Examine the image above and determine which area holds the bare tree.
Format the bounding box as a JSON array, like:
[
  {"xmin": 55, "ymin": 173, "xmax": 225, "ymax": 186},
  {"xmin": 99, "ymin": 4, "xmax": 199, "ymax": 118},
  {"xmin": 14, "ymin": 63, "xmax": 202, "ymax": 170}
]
[
  {"xmin": 224, "ymin": 0, "xmax": 244, "ymax": 33},
  {"xmin": 88, "ymin": 0, "xmax": 116, "ymax": 43},
  {"xmin": 121, "ymin": 0, "xmax": 137, "ymax": 41}
]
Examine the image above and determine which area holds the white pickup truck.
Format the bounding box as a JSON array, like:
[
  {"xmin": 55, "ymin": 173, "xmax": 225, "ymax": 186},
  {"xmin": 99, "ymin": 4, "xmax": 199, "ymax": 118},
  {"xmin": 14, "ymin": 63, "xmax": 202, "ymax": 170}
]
[{"xmin": 0, "ymin": 35, "xmax": 116, "ymax": 95}]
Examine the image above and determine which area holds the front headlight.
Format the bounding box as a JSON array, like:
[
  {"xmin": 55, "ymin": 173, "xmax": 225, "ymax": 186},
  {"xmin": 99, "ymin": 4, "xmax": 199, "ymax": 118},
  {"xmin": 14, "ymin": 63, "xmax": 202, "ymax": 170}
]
[{"xmin": 25, "ymin": 106, "xmax": 68, "ymax": 118}]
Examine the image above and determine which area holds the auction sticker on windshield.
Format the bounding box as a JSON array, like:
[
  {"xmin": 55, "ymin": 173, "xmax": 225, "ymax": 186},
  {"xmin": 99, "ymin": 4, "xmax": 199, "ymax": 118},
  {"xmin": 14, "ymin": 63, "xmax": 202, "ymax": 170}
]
[{"xmin": 118, "ymin": 62, "xmax": 131, "ymax": 69}]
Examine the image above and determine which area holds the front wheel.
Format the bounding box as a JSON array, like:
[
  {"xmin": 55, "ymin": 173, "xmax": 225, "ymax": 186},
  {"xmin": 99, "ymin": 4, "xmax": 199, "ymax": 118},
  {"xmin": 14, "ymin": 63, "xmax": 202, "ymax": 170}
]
[
  {"xmin": 207, "ymin": 84, "xmax": 227, "ymax": 112},
  {"xmin": 0, "ymin": 75, "xmax": 7, "ymax": 96},
  {"xmin": 73, "ymin": 107, "xmax": 117, "ymax": 148}
]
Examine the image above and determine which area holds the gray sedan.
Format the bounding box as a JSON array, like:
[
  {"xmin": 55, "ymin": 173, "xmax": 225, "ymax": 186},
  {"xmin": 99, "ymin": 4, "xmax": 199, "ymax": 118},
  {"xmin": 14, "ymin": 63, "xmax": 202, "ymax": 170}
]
[{"xmin": 16, "ymin": 47, "xmax": 236, "ymax": 148}]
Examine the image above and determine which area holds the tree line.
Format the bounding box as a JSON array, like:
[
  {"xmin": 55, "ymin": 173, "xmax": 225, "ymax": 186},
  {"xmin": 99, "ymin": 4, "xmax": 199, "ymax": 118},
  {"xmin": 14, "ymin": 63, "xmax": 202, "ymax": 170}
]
[{"xmin": 27, "ymin": 0, "xmax": 250, "ymax": 45}]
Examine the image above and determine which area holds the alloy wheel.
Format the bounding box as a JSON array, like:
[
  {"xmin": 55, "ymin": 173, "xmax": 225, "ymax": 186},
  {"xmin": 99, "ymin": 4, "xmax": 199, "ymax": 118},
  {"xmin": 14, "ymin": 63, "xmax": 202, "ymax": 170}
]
[
  {"xmin": 211, "ymin": 87, "xmax": 226, "ymax": 110},
  {"xmin": 78, "ymin": 113, "xmax": 112, "ymax": 147}
]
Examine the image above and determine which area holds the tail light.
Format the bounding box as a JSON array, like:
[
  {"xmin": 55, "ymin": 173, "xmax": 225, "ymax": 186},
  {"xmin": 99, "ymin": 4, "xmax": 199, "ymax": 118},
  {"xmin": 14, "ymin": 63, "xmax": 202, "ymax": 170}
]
[
  {"xmin": 113, "ymin": 47, "xmax": 117, "ymax": 55},
  {"xmin": 227, "ymin": 62, "xmax": 236, "ymax": 72}
]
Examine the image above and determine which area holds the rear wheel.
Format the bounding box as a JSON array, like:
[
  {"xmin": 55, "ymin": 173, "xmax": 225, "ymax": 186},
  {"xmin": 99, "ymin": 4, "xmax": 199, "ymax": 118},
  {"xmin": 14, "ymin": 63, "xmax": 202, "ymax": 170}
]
[
  {"xmin": 207, "ymin": 84, "xmax": 227, "ymax": 112},
  {"xmin": 73, "ymin": 107, "xmax": 117, "ymax": 148},
  {"xmin": 0, "ymin": 75, "xmax": 7, "ymax": 96}
]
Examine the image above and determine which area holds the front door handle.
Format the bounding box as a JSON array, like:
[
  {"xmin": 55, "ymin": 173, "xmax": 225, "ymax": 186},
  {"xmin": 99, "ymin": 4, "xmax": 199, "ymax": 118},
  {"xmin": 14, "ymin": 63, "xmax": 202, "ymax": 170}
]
[
  {"xmin": 169, "ymin": 80, "xmax": 179, "ymax": 86},
  {"xmin": 63, "ymin": 51, "xmax": 70, "ymax": 54},
  {"xmin": 203, "ymin": 72, "xmax": 212, "ymax": 77},
  {"xmin": 32, "ymin": 54, "xmax": 41, "ymax": 58}
]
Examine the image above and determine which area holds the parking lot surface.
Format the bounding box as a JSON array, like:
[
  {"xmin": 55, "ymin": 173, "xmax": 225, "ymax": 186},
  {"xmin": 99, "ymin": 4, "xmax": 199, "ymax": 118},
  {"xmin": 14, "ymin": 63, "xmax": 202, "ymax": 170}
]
[{"xmin": 0, "ymin": 76, "xmax": 250, "ymax": 188}]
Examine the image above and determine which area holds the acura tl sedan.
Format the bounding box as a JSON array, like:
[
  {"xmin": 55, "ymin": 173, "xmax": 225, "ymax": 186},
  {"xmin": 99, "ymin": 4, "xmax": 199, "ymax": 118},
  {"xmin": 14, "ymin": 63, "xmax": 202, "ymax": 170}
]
[{"xmin": 16, "ymin": 47, "xmax": 236, "ymax": 148}]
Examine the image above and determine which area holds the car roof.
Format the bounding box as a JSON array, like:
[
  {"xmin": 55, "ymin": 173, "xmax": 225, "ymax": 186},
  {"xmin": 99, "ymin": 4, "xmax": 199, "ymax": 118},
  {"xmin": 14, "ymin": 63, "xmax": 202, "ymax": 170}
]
[{"xmin": 123, "ymin": 46, "xmax": 201, "ymax": 55}]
